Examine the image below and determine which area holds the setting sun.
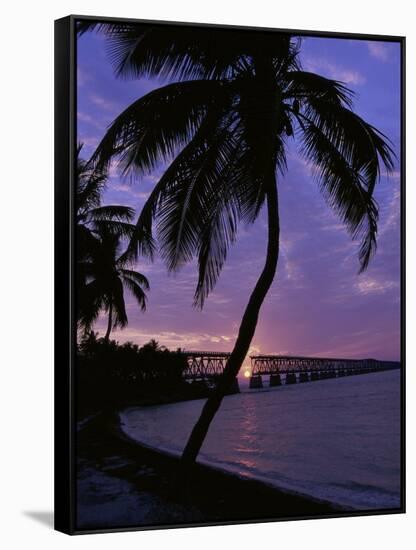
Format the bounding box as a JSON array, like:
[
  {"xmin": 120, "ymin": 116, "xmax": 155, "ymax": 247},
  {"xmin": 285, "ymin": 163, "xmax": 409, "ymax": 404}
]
[{"xmin": 244, "ymin": 370, "xmax": 251, "ymax": 378}]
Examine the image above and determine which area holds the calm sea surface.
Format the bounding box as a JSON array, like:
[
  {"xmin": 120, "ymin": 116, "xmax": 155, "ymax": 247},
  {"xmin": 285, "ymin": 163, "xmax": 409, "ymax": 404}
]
[{"xmin": 120, "ymin": 370, "xmax": 401, "ymax": 510}]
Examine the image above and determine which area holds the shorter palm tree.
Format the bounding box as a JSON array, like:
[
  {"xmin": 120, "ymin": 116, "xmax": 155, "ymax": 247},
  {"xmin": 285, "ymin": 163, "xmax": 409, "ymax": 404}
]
[
  {"xmin": 79, "ymin": 227, "xmax": 149, "ymax": 342},
  {"xmin": 76, "ymin": 145, "xmax": 149, "ymax": 337},
  {"xmin": 76, "ymin": 145, "xmax": 136, "ymax": 262},
  {"xmin": 140, "ymin": 339, "xmax": 163, "ymax": 353}
]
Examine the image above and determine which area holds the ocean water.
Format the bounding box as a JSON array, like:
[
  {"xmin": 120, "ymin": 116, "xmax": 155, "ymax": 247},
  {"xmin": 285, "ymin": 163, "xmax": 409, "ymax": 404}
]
[{"xmin": 120, "ymin": 370, "xmax": 401, "ymax": 510}]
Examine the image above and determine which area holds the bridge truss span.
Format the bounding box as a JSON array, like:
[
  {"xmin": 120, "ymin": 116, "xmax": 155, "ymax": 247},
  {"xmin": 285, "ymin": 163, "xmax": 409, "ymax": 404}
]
[
  {"xmin": 250, "ymin": 354, "xmax": 400, "ymax": 376},
  {"xmin": 182, "ymin": 351, "xmax": 231, "ymax": 380}
]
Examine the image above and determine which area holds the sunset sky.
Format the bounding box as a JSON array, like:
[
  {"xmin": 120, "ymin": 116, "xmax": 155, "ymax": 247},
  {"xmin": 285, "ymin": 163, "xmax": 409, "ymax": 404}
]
[{"xmin": 77, "ymin": 27, "xmax": 401, "ymax": 362}]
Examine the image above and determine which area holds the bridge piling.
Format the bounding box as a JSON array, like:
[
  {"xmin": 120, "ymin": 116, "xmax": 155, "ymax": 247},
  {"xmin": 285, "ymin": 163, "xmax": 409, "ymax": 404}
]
[
  {"xmin": 249, "ymin": 374, "xmax": 263, "ymax": 389},
  {"xmin": 269, "ymin": 373, "xmax": 282, "ymax": 387},
  {"xmin": 285, "ymin": 372, "xmax": 297, "ymax": 384}
]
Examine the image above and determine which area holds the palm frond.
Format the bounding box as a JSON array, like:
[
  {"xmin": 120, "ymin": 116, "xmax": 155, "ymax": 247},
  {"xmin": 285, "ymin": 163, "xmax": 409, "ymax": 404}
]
[
  {"xmin": 77, "ymin": 146, "xmax": 108, "ymax": 214},
  {"xmin": 87, "ymin": 205, "xmax": 135, "ymax": 222},
  {"xmin": 120, "ymin": 275, "xmax": 148, "ymax": 311},
  {"xmin": 300, "ymin": 120, "xmax": 380, "ymax": 271},
  {"xmin": 120, "ymin": 95, "xmax": 235, "ymax": 264},
  {"xmin": 296, "ymin": 91, "xmax": 395, "ymax": 271},
  {"xmin": 120, "ymin": 224, "xmax": 156, "ymax": 264},
  {"xmin": 284, "ymin": 70, "xmax": 354, "ymax": 107},
  {"xmin": 156, "ymin": 113, "xmax": 240, "ymax": 272},
  {"xmin": 119, "ymin": 269, "xmax": 150, "ymax": 291},
  {"xmin": 111, "ymin": 277, "xmax": 128, "ymax": 328},
  {"xmin": 304, "ymin": 99, "xmax": 395, "ymax": 185},
  {"xmin": 91, "ymin": 220, "xmax": 137, "ymax": 239},
  {"xmin": 193, "ymin": 163, "xmax": 242, "ymax": 307},
  {"xmin": 91, "ymin": 80, "xmax": 226, "ymax": 177},
  {"xmin": 84, "ymin": 23, "xmax": 294, "ymax": 81}
]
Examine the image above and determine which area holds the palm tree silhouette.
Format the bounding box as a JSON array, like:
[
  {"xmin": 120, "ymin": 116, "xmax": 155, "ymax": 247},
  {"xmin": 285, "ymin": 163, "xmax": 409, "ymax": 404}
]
[
  {"xmin": 140, "ymin": 338, "xmax": 165, "ymax": 353},
  {"xmin": 76, "ymin": 146, "xmax": 149, "ymax": 339},
  {"xmin": 76, "ymin": 145, "xmax": 136, "ymax": 285},
  {"xmin": 78, "ymin": 227, "xmax": 149, "ymax": 342},
  {"xmin": 84, "ymin": 25, "xmax": 395, "ymax": 464},
  {"xmin": 76, "ymin": 147, "xmax": 136, "ymax": 233}
]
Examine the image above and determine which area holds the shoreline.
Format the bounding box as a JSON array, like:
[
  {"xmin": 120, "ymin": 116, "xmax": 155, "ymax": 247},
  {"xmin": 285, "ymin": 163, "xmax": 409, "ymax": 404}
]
[
  {"xmin": 118, "ymin": 411, "xmax": 353, "ymax": 512},
  {"xmin": 77, "ymin": 410, "xmax": 346, "ymax": 531}
]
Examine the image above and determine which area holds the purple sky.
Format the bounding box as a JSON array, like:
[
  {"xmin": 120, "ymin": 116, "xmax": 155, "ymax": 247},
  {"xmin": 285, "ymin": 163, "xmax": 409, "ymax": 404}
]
[{"xmin": 77, "ymin": 29, "xmax": 401, "ymax": 363}]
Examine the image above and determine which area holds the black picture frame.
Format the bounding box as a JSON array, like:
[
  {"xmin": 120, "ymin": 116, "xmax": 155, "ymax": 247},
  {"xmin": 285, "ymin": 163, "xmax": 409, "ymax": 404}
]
[{"xmin": 54, "ymin": 14, "xmax": 406, "ymax": 535}]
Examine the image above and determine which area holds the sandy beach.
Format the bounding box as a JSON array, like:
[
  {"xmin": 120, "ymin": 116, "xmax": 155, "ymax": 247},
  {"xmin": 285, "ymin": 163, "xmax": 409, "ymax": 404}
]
[{"xmin": 76, "ymin": 411, "xmax": 342, "ymax": 532}]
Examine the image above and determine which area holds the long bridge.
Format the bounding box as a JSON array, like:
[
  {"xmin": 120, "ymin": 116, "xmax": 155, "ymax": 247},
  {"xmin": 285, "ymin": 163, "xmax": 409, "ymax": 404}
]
[
  {"xmin": 249, "ymin": 354, "xmax": 400, "ymax": 388},
  {"xmin": 182, "ymin": 351, "xmax": 400, "ymax": 390}
]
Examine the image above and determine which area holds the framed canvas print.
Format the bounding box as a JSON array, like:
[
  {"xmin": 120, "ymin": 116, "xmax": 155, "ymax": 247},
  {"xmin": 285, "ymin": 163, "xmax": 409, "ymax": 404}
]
[{"xmin": 54, "ymin": 14, "xmax": 405, "ymax": 535}]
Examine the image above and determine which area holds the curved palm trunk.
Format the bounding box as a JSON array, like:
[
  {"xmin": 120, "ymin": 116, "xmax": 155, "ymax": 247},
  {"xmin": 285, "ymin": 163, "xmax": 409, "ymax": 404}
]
[
  {"xmin": 181, "ymin": 173, "xmax": 280, "ymax": 465},
  {"xmin": 104, "ymin": 300, "xmax": 113, "ymax": 343}
]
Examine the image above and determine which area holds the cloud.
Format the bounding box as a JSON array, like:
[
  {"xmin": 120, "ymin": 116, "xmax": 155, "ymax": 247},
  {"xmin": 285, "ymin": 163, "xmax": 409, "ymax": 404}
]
[
  {"xmin": 95, "ymin": 325, "xmax": 237, "ymax": 351},
  {"xmin": 112, "ymin": 183, "xmax": 150, "ymax": 200},
  {"xmin": 379, "ymin": 185, "xmax": 400, "ymax": 238},
  {"xmin": 355, "ymin": 275, "xmax": 398, "ymax": 296},
  {"xmin": 302, "ymin": 56, "xmax": 366, "ymax": 86},
  {"xmin": 290, "ymin": 150, "xmax": 321, "ymax": 178},
  {"xmin": 77, "ymin": 111, "xmax": 106, "ymax": 131},
  {"xmin": 208, "ymin": 293, "xmax": 232, "ymax": 305},
  {"xmin": 77, "ymin": 111, "xmax": 94, "ymax": 124},
  {"xmin": 77, "ymin": 67, "xmax": 91, "ymax": 87},
  {"xmin": 367, "ymin": 42, "xmax": 390, "ymax": 62},
  {"xmin": 380, "ymin": 170, "xmax": 400, "ymax": 180},
  {"xmin": 89, "ymin": 93, "xmax": 121, "ymax": 114}
]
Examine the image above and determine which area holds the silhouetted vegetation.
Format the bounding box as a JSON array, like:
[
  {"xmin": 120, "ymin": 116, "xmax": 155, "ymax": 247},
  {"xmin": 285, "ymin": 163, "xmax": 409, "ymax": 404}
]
[
  {"xmin": 80, "ymin": 25, "xmax": 395, "ymax": 464},
  {"xmin": 76, "ymin": 333, "xmax": 208, "ymax": 417},
  {"xmin": 76, "ymin": 146, "xmax": 149, "ymax": 340}
]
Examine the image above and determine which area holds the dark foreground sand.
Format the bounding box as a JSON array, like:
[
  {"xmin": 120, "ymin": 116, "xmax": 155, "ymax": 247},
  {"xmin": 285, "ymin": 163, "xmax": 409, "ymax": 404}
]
[{"xmin": 76, "ymin": 411, "xmax": 344, "ymax": 532}]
